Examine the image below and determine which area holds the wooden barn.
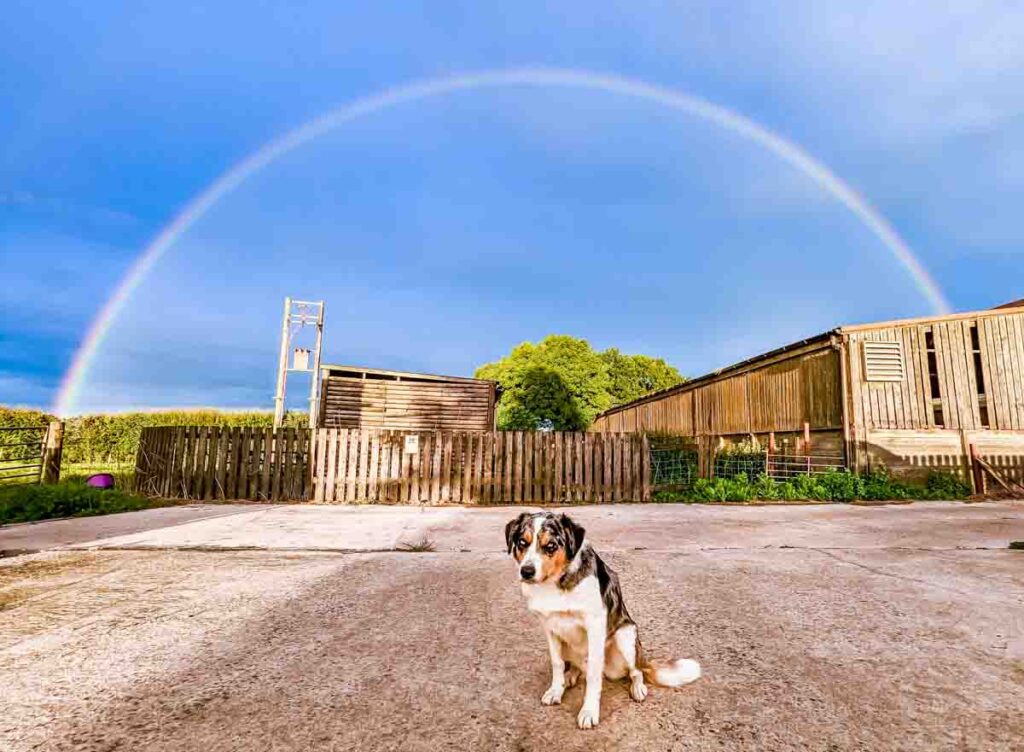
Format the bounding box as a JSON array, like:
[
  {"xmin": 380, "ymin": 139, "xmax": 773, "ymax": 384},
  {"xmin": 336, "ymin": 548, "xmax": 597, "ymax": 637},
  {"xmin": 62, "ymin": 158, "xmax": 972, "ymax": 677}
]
[
  {"xmin": 317, "ymin": 365, "xmax": 498, "ymax": 432},
  {"xmin": 590, "ymin": 302, "xmax": 1024, "ymax": 483}
]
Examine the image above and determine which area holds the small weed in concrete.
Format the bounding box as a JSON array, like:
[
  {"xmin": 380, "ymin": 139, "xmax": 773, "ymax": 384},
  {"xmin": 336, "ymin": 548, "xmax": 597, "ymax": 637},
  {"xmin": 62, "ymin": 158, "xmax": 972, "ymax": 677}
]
[{"xmin": 396, "ymin": 537, "xmax": 436, "ymax": 553}]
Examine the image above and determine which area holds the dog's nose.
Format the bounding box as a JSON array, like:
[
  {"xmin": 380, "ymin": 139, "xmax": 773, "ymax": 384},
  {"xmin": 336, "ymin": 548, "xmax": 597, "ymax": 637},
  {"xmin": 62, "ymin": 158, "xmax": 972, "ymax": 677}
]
[{"xmin": 520, "ymin": 563, "xmax": 537, "ymax": 581}]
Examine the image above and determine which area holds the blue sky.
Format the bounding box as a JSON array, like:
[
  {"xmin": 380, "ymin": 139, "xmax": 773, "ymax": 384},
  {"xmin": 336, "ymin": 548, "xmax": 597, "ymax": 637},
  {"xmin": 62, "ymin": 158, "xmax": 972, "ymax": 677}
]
[{"xmin": 2, "ymin": 1, "xmax": 1022, "ymax": 413}]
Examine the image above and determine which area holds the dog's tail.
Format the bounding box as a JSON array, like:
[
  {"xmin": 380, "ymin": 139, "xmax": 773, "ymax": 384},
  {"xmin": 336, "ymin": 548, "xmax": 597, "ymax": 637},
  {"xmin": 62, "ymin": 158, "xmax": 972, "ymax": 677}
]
[{"xmin": 639, "ymin": 657, "xmax": 702, "ymax": 687}]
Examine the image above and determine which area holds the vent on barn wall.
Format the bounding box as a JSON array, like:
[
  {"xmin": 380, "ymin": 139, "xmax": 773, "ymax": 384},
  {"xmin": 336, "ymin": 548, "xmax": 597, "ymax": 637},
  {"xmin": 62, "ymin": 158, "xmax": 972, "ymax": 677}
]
[{"xmin": 863, "ymin": 341, "xmax": 904, "ymax": 382}]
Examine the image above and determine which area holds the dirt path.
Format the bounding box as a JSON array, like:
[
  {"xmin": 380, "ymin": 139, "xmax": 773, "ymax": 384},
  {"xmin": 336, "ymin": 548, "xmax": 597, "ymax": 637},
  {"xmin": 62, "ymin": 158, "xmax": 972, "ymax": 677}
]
[{"xmin": 1, "ymin": 504, "xmax": 1023, "ymax": 750}]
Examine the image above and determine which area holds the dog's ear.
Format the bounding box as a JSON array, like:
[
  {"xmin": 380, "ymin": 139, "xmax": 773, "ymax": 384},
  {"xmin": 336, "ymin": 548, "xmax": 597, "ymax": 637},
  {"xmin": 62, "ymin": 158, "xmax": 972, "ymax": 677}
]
[
  {"xmin": 558, "ymin": 514, "xmax": 586, "ymax": 560},
  {"xmin": 505, "ymin": 512, "xmax": 530, "ymax": 554}
]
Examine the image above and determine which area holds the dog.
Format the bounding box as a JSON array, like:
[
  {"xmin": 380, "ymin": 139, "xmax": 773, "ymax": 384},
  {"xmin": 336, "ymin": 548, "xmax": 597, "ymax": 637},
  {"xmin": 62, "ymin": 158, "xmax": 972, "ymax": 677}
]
[{"xmin": 505, "ymin": 511, "xmax": 701, "ymax": 730}]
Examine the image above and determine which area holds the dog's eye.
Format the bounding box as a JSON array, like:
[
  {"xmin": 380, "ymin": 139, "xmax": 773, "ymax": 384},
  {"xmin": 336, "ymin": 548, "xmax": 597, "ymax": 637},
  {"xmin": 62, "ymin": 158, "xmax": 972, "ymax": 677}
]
[
  {"xmin": 518, "ymin": 538, "xmax": 529, "ymax": 548},
  {"xmin": 544, "ymin": 543, "xmax": 558, "ymax": 554}
]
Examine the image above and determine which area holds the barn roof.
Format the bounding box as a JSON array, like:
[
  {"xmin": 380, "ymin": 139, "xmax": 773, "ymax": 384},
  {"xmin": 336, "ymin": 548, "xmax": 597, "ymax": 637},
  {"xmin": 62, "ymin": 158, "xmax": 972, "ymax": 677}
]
[
  {"xmin": 596, "ymin": 299, "xmax": 1022, "ymax": 420},
  {"xmin": 321, "ymin": 363, "xmax": 496, "ymax": 386}
]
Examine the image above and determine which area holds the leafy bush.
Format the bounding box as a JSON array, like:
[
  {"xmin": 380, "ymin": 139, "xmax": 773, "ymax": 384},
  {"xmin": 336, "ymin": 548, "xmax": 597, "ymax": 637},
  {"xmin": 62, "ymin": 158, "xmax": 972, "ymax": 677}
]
[
  {"xmin": 651, "ymin": 468, "xmax": 970, "ymax": 504},
  {"xmin": 925, "ymin": 471, "xmax": 973, "ymax": 499},
  {"xmin": 0, "ymin": 482, "xmax": 161, "ymax": 525}
]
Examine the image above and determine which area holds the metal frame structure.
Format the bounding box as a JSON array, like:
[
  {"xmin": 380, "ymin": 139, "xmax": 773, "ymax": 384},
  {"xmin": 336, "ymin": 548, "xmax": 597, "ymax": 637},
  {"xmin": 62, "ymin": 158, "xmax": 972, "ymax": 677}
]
[{"xmin": 273, "ymin": 297, "xmax": 325, "ymax": 429}]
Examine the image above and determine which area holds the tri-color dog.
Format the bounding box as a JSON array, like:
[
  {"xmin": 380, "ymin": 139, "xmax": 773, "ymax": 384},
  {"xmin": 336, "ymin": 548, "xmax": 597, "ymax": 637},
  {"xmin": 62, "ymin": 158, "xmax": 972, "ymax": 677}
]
[{"xmin": 505, "ymin": 511, "xmax": 701, "ymax": 729}]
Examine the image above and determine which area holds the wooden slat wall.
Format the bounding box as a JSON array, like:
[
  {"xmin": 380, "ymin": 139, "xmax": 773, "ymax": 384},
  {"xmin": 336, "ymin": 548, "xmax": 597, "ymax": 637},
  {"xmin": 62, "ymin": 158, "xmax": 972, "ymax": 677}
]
[
  {"xmin": 135, "ymin": 426, "xmax": 311, "ymax": 501},
  {"xmin": 849, "ymin": 311, "xmax": 1024, "ymax": 432},
  {"xmin": 591, "ymin": 347, "xmax": 842, "ymax": 437},
  {"xmin": 311, "ymin": 430, "xmax": 651, "ymax": 504},
  {"xmin": 320, "ymin": 376, "xmax": 495, "ymax": 431}
]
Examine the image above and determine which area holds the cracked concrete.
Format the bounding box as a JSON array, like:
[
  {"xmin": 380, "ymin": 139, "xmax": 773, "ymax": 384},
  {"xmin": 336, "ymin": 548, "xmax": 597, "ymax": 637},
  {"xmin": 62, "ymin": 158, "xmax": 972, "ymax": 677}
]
[{"xmin": 1, "ymin": 501, "xmax": 1022, "ymax": 750}]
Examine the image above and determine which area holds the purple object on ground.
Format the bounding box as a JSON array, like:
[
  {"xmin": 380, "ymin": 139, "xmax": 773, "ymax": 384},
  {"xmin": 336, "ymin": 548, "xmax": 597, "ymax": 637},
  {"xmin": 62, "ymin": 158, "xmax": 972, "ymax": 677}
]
[{"xmin": 85, "ymin": 473, "xmax": 115, "ymax": 489}]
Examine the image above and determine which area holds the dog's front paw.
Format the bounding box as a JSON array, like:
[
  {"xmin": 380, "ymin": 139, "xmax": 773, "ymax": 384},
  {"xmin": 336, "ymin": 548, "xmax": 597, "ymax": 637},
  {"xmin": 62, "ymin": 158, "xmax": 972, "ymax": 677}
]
[
  {"xmin": 629, "ymin": 678, "xmax": 648, "ymax": 702},
  {"xmin": 576, "ymin": 705, "xmax": 600, "ymax": 730},
  {"xmin": 541, "ymin": 685, "xmax": 564, "ymax": 706}
]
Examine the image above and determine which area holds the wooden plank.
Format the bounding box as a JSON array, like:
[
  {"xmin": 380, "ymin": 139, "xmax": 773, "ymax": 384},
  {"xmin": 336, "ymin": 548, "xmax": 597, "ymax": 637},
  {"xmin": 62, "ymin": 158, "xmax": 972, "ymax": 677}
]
[
  {"xmin": 397, "ymin": 432, "xmax": 411, "ymax": 503},
  {"xmin": 191, "ymin": 426, "xmax": 205, "ymax": 500},
  {"xmin": 471, "ymin": 432, "xmax": 483, "ymax": 504},
  {"xmin": 353, "ymin": 429, "xmax": 367, "ymax": 501},
  {"xmin": 376, "ymin": 431, "xmax": 389, "ymax": 503},
  {"xmin": 276, "ymin": 429, "xmax": 289, "ymax": 500},
  {"xmin": 483, "ymin": 431, "xmax": 494, "ymax": 504},
  {"xmin": 324, "ymin": 428, "xmax": 338, "ymax": 502},
  {"xmin": 615, "ymin": 434, "xmax": 625, "ymax": 502},
  {"xmin": 950, "ymin": 321, "xmax": 976, "ymax": 430},
  {"xmin": 514, "ymin": 431, "xmax": 525, "ymax": 503},
  {"xmin": 495, "ymin": 431, "xmax": 505, "ymax": 504},
  {"xmin": 185, "ymin": 427, "xmax": 200, "ymax": 500},
  {"xmin": 388, "ymin": 430, "xmax": 400, "ymax": 504},
  {"xmin": 499, "ymin": 431, "xmax": 510, "ymax": 504},
  {"xmin": 242, "ymin": 427, "xmax": 256, "ymax": 500},
  {"xmin": 902, "ymin": 327, "xmax": 922, "ymax": 428},
  {"xmin": 522, "ymin": 430, "xmax": 531, "ymax": 503},
  {"xmin": 583, "ymin": 433, "xmax": 593, "ymax": 503},
  {"xmin": 436, "ymin": 432, "xmax": 449, "ymax": 503},
  {"xmin": 253, "ymin": 427, "xmax": 267, "ymax": 500},
  {"xmin": 641, "ymin": 433, "xmax": 651, "ymax": 502},
  {"xmin": 603, "ymin": 433, "xmax": 614, "ymax": 503},
  {"xmin": 256, "ymin": 427, "xmax": 270, "ymax": 500},
  {"xmin": 460, "ymin": 433, "xmax": 472, "ymax": 503},
  {"xmin": 428, "ymin": 431, "xmax": 440, "ymax": 502},
  {"xmin": 177, "ymin": 426, "xmax": 193, "ymax": 499},
  {"xmin": 931, "ymin": 325, "xmax": 955, "ymax": 429},
  {"xmin": 187, "ymin": 427, "xmax": 202, "ymax": 499},
  {"xmin": 200, "ymin": 427, "xmax": 215, "ymax": 500},
  {"xmin": 574, "ymin": 432, "xmax": 583, "ymax": 503},
  {"xmin": 288, "ymin": 428, "xmax": 302, "ymax": 500},
  {"xmin": 313, "ymin": 429, "xmax": 327, "ymax": 501},
  {"xmin": 334, "ymin": 429, "xmax": 349, "ymax": 502},
  {"xmin": 254, "ymin": 428, "xmax": 267, "ymax": 501},
  {"xmin": 342, "ymin": 428, "xmax": 356, "ymax": 502},
  {"xmin": 961, "ymin": 320, "xmax": 983, "ymax": 428},
  {"xmin": 994, "ymin": 316, "xmax": 1016, "ymax": 428},
  {"xmin": 980, "ymin": 317, "xmax": 1005, "ymax": 429},
  {"xmin": 1007, "ymin": 315, "xmax": 1024, "ymax": 428},
  {"xmin": 552, "ymin": 432, "xmax": 563, "ymax": 503},
  {"xmin": 407, "ymin": 431, "xmax": 420, "ymax": 503},
  {"xmin": 368, "ymin": 429, "xmax": 380, "ymax": 502},
  {"xmin": 256, "ymin": 428, "xmax": 269, "ymax": 500},
  {"xmin": 444, "ymin": 433, "xmax": 456, "ymax": 504},
  {"xmin": 253, "ymin": 428, "xmax": 266, "ymax": 500}
]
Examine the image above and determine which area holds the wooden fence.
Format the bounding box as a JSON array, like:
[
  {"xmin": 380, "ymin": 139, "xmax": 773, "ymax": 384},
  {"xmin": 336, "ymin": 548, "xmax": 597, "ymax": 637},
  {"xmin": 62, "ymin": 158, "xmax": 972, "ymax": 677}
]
[
  {"xmin": 135, "ymin": 426, "xmax": 311, "ymax": 500},
  {"xmin": 134, "ymin": 427, "xmax": 650, "ymax": 503},
  {"xmin": 312, "ymin": 429, "xmax": 650, "ymax": 504}
]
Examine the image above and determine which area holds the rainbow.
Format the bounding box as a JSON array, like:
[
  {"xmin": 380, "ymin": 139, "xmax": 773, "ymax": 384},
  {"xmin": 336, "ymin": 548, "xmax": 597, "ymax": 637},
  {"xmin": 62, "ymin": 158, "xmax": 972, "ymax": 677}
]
[{"xmin": 53, "ymin": 66, "xmax": 950, "ymax": 416}]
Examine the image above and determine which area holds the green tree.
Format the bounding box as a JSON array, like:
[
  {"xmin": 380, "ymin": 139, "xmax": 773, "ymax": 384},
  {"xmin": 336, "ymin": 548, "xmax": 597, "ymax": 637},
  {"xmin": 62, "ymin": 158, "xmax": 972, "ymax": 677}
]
[
  {"xmin": 599, "ymin": 349, "xmax": 685, "ymax": 405},
  {"xmin": 475, "ymin": 335, "xmax": 683, "ymax": 430}
]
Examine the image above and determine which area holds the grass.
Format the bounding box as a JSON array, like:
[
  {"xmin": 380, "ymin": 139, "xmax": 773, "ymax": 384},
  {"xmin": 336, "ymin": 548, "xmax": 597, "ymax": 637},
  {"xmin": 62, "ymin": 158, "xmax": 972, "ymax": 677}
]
[
  {"xmin": 0, "ymin": 481, "xmax": 166, "ymax": 525},
  {"xmin": 396, "ymin": 536, "xmax": 436, "ymax": 552},
  {"xmin": 651, "ymin": 469, "xmax": 972, "ymax": 504},
  {"xmin": 61, "ymin": 462, "xmax": 135, "ymax": 490}
]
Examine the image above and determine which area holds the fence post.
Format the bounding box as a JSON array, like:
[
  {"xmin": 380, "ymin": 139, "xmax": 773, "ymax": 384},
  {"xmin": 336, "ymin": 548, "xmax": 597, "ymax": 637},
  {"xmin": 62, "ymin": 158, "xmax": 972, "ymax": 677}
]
[
  {"xmin": 969, "ymin": 442, "xmax": 985, "ymax": 496},
  {"xmin": 41, "ymin": 420, "xmax": 64, "ymax": 484},
  {"xmin": 960, "ymin": 430, "xmax": 976, "ymax": 494}
]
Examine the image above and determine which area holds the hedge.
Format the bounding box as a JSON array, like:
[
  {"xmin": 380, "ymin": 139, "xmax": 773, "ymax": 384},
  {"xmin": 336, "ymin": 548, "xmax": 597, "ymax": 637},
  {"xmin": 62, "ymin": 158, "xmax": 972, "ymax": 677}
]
[{"xmin": 0, "ymin": 407, "xmax": 307, "ymax": 465}]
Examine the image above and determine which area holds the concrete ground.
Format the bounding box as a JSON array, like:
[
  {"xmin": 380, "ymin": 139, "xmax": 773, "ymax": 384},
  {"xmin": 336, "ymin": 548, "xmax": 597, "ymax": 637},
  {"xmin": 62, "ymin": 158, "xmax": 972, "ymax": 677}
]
[{"xmin": 1, "ymin": 502, "xmax": 1022, "ymax": 751}]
